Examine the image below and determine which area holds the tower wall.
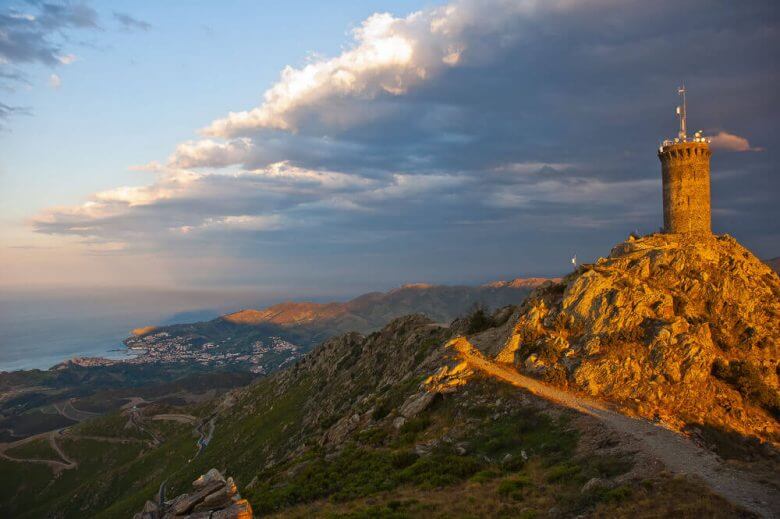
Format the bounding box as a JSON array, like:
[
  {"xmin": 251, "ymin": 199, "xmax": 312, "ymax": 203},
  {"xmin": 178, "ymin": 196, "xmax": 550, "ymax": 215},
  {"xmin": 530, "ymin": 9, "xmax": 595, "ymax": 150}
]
[{"xmin": 658, "ymin": 141, "xmax": 711, "ymax": 234}]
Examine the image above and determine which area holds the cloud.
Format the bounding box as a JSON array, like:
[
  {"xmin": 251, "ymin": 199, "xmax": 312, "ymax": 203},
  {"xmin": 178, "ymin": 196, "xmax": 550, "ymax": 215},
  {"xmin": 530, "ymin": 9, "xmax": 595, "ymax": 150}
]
[
  {"xmin": 113, "ymin": 12, "xmax": 151, "ymax": 32},
  {"xmin": 32, "ymin": 162, "xmax": 380, "ymax": 243},
  {"xmin": 0, "ymin": 2, "xmax": 98, "ymax": 67},
  {"xmin": 709, "ymin": 131, "xmax": 763, "ymax": 152},
  {"xmin": 169, "ymin": 138, "xmax": 254, "ymax": 169},
  {"xmin": 176, "ymin": 214, "xmax": 285, "ymax": 234},
  {"xmin": 48, "ymin": 73, "xmax": 61, "ymax": 89},
  {"xmin": 29, "ymin": 0, "xmax": 780, "ymax": 285},
  {"xmin": 57, "ymin": 53, "xmax": 78, "ymax": 65},
  {"xmin": 0, "ymin": 101, "xmax": 31, "ymax": 130}
]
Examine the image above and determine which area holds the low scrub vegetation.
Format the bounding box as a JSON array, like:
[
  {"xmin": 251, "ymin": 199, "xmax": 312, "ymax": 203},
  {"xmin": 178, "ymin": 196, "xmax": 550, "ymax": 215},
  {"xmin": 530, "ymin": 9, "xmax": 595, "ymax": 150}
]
[{"xmin": 712, "ymin": 359, "xmax": 780, "ymax": 417}]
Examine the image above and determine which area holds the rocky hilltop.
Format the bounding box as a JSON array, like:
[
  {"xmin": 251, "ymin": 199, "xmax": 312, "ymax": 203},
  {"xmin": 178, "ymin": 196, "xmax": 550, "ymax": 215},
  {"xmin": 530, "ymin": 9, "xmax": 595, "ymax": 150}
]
[{"xmin": 497, "ymin": 233, "xmax": 779, "ymax": 441}]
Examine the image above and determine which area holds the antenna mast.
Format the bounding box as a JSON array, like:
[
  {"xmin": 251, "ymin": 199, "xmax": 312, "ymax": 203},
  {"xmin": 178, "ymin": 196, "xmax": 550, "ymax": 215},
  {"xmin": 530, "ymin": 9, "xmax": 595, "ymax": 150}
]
[{"xmin": 677, "ymin": 84, "xmax": 687, "ymax": 139}]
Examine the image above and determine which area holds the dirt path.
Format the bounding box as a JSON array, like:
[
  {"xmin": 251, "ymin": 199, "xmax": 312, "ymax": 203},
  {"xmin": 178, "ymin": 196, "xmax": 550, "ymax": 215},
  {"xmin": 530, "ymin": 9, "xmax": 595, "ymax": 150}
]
[
  {"xmin": 448, "ymin": 337, "xmax": 780, "ymax": 519},
  {"xmin": 0, "ymin": 428, "xmax": 77, "ymax": 473},
  {"xmin": 48, "ymin": 429, "xmax": 77, "ymax": 471},
  {"xmin": 152, "ymin": 413, "xmax": 198, "ymax": 425}
]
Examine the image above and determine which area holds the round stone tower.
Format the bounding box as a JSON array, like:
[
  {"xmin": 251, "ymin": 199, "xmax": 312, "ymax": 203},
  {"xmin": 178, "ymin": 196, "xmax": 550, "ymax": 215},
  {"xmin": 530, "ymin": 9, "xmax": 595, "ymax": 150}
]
[{"xmin": 657, "ymin": 86, "xmax": 712, "ymax": 234}]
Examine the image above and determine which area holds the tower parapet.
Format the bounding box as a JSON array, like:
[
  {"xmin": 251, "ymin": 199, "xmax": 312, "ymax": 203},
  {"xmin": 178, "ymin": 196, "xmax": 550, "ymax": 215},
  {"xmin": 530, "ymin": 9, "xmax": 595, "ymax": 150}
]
[{"xmin": 657, "ymin": 86, "xmax": 712, "ymax": 234}]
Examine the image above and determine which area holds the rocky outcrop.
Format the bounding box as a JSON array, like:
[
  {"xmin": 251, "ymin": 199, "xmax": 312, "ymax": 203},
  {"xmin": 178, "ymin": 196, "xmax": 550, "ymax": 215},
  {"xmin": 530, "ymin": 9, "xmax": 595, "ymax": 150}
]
[
  {"xmin": 498, "ymin": 233, "xmax": 779, "ymax": 441},
  {"xmin": 133, "ymin": 469, "xmax": 252, "ymax": 519}
]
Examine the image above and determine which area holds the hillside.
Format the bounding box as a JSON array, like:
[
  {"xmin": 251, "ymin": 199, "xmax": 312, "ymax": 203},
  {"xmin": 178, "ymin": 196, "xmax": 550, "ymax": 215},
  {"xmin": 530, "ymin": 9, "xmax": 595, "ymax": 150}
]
[
  {"xmin": 2, "ymin": 236, "xmax": 778, "ymax": 517},
  {"xmin": 1, "ymin": 314, "xmax": 758, "ymax": 518},
  {"xmin": 123, "ymin": 279, "xmax": 554, "ymax": 374}
]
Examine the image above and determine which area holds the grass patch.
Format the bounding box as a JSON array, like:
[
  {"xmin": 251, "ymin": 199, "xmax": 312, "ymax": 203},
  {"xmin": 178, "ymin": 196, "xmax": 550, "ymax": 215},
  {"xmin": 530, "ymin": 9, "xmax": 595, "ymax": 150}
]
[
  {"xmin": 497, "ymin": 475, "xmax": 531, "ymax": 500},
  {"xmin": 5, "ymin": 437, "xmax": 61, "ymax": 462},
  {"xmin": 545, "ymin": 463, "xmax": 581, "ymax": 482},
  {"xmin": 470, "ymin": 408, "xmax": 578, "ymax": 467}
]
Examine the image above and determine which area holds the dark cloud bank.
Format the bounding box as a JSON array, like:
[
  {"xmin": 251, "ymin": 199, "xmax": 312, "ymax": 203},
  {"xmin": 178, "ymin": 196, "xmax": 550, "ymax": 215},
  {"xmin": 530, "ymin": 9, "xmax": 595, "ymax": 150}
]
[{"xmin": 31, "ymin": 0, "xmax": 780, "ymax": 289}]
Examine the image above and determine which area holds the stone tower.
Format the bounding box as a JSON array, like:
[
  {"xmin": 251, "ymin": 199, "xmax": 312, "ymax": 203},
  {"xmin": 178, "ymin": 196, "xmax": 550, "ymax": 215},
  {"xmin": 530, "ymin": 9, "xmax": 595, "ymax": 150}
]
[{"xmin": 657, "ymin": 87, "xmax": 712, "ymax": 234}]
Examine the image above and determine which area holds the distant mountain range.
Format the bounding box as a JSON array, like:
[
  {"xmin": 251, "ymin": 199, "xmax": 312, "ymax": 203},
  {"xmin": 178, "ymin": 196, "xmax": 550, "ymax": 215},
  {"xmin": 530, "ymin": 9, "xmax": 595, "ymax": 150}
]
[{"xmin": 123, "ymin": 278, "xmax": 556, "ymax": 374}]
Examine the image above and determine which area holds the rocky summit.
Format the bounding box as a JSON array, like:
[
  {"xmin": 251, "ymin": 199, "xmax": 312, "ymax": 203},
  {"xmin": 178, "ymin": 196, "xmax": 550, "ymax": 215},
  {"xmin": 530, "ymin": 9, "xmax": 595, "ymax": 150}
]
[{"xmin": 497, "ymin": 233, "xmax": 780, "ymax": 441}]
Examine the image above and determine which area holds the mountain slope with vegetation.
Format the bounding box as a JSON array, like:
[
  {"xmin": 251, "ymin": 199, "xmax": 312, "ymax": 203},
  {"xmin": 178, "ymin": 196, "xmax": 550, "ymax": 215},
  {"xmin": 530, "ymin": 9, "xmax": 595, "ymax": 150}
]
[
  {"xmin": 2, "ymin": 310, "xmax": 765, "ymax": 517},
  {"xmin": 2, "ymin": 236, "xmax": 778, "ymax": 517}
]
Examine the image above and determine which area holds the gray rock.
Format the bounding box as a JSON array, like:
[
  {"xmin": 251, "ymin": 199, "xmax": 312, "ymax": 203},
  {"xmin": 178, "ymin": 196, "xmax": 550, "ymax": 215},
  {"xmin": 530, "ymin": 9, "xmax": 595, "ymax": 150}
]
[
  {"xmin": 399, "ymin": 391, "xmax": 436, "ymax": 419},
  {"xmin": 192, "ymin": 468, "xmax": 225, "ymax": 490},
  {"xmin": 211, "ymin": 499, "xmax": 253, "ymax": 518},
  {"xmin": 580, "ymin": 477, "xmax": 613, "ymax": 495},
  {"xmin": 171, "ymin": 480, "xmax": 225, "ymax": 515}
]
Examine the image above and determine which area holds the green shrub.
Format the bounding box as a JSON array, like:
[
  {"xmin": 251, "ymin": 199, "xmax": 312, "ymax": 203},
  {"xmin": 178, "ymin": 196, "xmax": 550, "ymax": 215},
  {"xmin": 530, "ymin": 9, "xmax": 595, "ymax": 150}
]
[
  {"xmin": 466, "ymin": 304, "xmax": 494, "ymax": 334},
  {"xmin": 399, "ymin": 416, "xmax": 431, "ymax": 435},
  {"xmin": 356, "ymin": 427, "xmax": 389, "ymax": 447},
  {"xmin": 471, "ymin": 408, "xmax": 578, "ymax": 465},
  {"xmin": 712, "ymin": 359, "xmax": 780, "ymax": 417},
  {"xmin": 399, "ymin": 451, "xmax": 482, "ymax": 488},
  {"xmin": 390, "ymin": 450, "xmax": 418, "ymax": 469},
  {"xmin": 545, "ymin": 463, "xmax": 580, "ymax": 483},
  {"xmin": 497, "ymin": 475, "xmax": 532, "ymax": 500},
  {"xmin": 602, "ymin": 484, "xmax": 632, "ymax": 502},
  {"xmin": 470, "ymin": 469, "xmax": 500, "ymax": 483}
]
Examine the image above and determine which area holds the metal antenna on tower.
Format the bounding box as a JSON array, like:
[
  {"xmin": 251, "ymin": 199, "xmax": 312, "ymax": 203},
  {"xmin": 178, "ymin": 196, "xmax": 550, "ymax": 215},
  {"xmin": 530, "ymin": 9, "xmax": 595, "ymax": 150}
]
[{"xmin": 676, "ymin": 84, "xmax": 687, "ymax": 140}]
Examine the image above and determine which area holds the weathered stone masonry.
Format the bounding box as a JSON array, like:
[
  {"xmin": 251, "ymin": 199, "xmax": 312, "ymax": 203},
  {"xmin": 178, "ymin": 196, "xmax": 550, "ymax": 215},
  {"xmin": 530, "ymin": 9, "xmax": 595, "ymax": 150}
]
[{"xmin": 658, "ymin": 140, "xmax": 711, "ymax": 234}]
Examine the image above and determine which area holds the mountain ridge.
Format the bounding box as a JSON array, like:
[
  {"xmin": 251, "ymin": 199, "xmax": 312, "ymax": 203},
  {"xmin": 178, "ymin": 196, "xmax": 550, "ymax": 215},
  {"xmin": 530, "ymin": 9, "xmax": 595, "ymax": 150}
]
[{"xmin": 131, "ymin": 277, "xmax": 558, "ymax": 337}]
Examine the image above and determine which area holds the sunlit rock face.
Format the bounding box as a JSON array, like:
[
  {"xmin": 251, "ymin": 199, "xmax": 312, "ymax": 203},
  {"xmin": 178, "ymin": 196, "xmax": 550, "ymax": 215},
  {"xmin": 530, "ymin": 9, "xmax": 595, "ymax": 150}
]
[{"xmin": 499, "ymin": 233, "xmax": 780, "ymax": 441}]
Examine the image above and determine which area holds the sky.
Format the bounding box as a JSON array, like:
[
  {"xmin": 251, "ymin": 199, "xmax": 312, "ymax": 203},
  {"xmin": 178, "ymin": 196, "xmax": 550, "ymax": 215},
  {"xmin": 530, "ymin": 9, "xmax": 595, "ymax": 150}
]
[{"xmin": 1, "ymin": 0, "xmax": 778, "ymax": 295}]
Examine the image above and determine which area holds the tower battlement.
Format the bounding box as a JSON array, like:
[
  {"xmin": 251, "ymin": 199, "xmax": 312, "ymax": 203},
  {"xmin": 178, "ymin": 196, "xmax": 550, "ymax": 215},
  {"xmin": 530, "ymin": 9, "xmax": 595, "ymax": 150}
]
[{"xmin": 657, "ymin": 87, "xmax": 712, "ymax": 234}]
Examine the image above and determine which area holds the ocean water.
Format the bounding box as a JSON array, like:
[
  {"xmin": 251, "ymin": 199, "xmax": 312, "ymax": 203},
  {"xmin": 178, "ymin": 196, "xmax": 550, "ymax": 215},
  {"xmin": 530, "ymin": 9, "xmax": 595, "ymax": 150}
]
[{"xmin": 0, "ymin": 287, "xmax": 290, "ymax": 372}]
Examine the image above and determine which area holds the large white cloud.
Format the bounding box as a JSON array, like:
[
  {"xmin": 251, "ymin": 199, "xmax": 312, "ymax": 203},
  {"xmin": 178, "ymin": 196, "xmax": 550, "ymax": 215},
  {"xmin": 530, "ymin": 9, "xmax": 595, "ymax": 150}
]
[{"xmin": 200, "ymin": 0, "xmax": 597, "ymax": 138}]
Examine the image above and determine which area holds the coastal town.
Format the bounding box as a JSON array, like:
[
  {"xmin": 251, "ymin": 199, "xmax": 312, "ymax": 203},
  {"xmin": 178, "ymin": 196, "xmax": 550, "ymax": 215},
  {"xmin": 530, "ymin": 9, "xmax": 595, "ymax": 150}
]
[{"xmin": 59, "ymin": 331, "xmax": 304, "ymax": 374}]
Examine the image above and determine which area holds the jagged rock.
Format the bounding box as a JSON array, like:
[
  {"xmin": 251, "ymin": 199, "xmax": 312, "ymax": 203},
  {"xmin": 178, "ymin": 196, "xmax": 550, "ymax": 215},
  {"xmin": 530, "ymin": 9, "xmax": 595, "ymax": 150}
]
[
  {"xmin": 140, "ymin": 469, "xmax": 253, "ymax": 519},
  {"xmin": 399, "ymin": 391, "xmax": 436, "ymax": 418},
  {"xmin": 192, "ymin": 478, "xmax": 237, "ymax": 512},
  {"xmin": 414, "ymin": 439, "xmax": 439, "ymax": 456},
  {"xmin": 392, "ymin": 416, "xmax": 406, "ymax": 429},
  {"xmin": 211, "ymin": 499, "xmax": 253, "ymax": 519},
  {"xmin": 171, "ymin": 480, "xmax": 224, "ymax": 515},
  {"xmin": 192, "ymin": 468, "xmax": 225, "ymax": 489},
  {"xmin": 322, "ymin": 412, "xmax": 362, "ymax": 445},
  {"xmin": 581, "ymin": 477, "xmax": 613, "ymax": 495},
  {"xmin": 499, "ymin": 233, "xmax": 780, "ymax": 440}
]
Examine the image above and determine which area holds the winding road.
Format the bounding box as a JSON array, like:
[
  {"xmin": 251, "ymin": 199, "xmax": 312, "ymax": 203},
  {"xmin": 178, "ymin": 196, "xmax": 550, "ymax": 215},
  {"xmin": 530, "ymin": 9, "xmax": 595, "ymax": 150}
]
[
  {"xmin": 447, "ymin": 337, "xmax": 780, "ymax": 519},
  {"xmin": 0, "ymin": 428, "xmax": 77, "ymax": 473}
]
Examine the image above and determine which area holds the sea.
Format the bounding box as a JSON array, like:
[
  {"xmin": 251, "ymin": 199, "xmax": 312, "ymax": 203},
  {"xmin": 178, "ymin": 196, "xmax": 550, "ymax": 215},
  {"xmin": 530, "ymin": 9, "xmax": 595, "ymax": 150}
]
[{"xmin": 0, "ymin": 286, "xmax": 303, "ymax": 372}]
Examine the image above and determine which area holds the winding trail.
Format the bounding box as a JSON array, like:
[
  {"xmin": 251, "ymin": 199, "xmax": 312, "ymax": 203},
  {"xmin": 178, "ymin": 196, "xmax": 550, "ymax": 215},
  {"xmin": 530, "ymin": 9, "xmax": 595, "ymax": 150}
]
[
  {"xmin": 448, "ymin": 337, "xmax": 780, "ymax": 519},
  {"xmin": 0, "ymin": 429, "xmax": 77, "ymax": 473},
  {"xmin": 152, "ymin": 413, "xmax": 198, "ymax": 425},
  {"xmin": 55, "ymin": 399, "xmax": 100, "ymax": 422},
  {"xmin": 49, "ymin": 429, "xmax": 76, "ymax": 470}
]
